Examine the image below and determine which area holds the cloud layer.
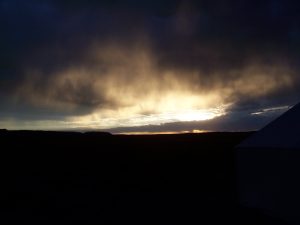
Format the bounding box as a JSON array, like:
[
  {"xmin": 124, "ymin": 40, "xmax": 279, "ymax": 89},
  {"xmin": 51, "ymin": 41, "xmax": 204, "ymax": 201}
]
[{"xmin": 1, "ymin": 0, "xmax": 300, "ymax": 131}]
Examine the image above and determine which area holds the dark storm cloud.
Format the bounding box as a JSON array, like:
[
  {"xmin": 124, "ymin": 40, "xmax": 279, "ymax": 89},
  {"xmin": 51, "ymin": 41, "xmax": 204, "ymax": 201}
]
[{"xmin": 1, "ymin": 0, "xmax": 300, "ymax": 130}]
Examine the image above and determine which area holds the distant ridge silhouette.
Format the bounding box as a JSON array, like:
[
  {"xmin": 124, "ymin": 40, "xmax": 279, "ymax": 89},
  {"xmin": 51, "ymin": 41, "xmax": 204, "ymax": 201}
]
[
  {"xmin": 0, "ymin": 130, "xmax": 111, "ymax": 136},
  {"xmin": 84, "ymin": 131, "xmax": 112, "ymax": 136}
]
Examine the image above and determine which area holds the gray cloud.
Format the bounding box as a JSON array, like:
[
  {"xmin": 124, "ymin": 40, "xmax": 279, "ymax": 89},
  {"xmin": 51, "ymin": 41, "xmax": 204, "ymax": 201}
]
[{"xmin": 1, "ymin": 0, "xmax": 300, "ymax": 130}]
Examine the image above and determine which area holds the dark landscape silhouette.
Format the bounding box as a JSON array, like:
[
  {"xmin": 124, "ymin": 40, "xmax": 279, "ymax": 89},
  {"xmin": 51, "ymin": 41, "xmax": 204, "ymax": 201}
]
[{"xmin": 0, "ymin": 130, "xmax": 289, "ymax": 224}]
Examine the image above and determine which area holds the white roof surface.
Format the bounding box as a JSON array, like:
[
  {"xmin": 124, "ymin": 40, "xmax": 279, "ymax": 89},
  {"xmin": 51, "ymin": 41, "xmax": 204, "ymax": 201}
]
[{"xmin": 238, "ymin": 103, "xmax": 300, "ymax": 149}]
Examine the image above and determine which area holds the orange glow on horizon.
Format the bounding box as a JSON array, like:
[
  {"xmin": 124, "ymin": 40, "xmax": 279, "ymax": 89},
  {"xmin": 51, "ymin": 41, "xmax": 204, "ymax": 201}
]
[{"xmin": 115, "ymin": 130, "xmax": 209, "ymax": 135}]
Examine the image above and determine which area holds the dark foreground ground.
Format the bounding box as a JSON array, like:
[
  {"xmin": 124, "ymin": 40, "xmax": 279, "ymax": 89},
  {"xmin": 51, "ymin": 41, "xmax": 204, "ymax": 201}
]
[{"xmin": 0, "ymin": 131, "xmax": 288, "ymax": 224}]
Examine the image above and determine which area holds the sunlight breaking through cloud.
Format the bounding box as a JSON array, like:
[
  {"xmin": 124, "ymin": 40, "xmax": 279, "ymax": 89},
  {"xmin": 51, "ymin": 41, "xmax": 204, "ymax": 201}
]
[
  {"xmin": 5, "ymin": 41, "xmax": 294, "ymax": 131},
  {"xmin": 1, "ymin": 0, "xmax": 300, "ymax": 132},
  {"xmin": 65, "ymin": 104, "xmax": 228, "ymax": 129}
]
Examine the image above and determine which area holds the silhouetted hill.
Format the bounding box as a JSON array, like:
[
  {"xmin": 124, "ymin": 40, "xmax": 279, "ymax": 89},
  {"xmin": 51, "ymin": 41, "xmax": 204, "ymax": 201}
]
[
  {"xmin": 84, "ymin": 131, "xmax": 112, "ymax": 136},
  {"xmin": 0, "ymin": 130, "xmax": 111, "ymax": 137},
  {"xmin": 0, "ymin": 131, "xmax": 287, "ymax": 225}
]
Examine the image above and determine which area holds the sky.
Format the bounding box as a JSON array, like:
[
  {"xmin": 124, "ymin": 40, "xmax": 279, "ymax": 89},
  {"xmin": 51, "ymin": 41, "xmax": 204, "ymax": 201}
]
[{"xmin": 1, "ymin": 0, "xmax": 300, "ymax": 133}]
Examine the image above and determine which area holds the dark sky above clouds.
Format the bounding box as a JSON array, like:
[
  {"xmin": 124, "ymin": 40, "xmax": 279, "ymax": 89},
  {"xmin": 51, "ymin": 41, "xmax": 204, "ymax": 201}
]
[{"xmin": 1, "ymin": 0, "xmax": 300, "ymax": 132}]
